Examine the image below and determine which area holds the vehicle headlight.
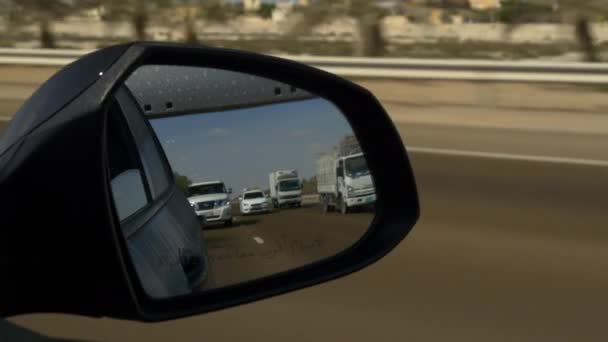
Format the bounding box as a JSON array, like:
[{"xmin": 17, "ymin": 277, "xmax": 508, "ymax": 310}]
[
  {"xmin": 215, "ymin": 200, "xmax": 229, "ymax": 207},
  {"xmin": 243, "ymin": 202, "xmax": 250, "ymax": 207},
  {"xmin": 347, "ymin": 186, "xmax": 355, "ymax": 195},
  {"xmin": 191, "ymin": 203, "xmax": 198, "ymax": 210}
]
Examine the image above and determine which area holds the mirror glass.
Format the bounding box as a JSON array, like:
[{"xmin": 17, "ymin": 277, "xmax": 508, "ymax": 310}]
[{"xmin": 106, "ymin": 64, "xmax": 376, "ymax": 298}]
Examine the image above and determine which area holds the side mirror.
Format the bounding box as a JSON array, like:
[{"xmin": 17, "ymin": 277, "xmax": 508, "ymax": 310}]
[
  {"xmin": 238, "ymin": 196, "xmax": 243, "ymax": 201},
  {"xmin": 0, "ymin": 42, "xmax": 418, "ymax": 321}
]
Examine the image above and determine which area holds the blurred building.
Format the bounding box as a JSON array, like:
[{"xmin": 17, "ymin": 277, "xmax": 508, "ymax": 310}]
[
  {"xmin": 269, "ymin": 0, "xmax": 311, "ymax": 22},
  {"xmin": 429, "ymin": 8, "xmax": 444, "ymax": 24},
  {"xmin": 447, "ymin": 0, "xmax": 470, "ymax": 7},
  {"xmin": 241, "ymin": 0, "xmax": 309, "ymax": 12},
  {"xmin": 403, "ymin": 0, "xmax": 499, "ymax": 10},
  {"xmin": 243, "ymin": 0, "xmax": 262, "ymax": 12},
  {"xmin": 273, "ymin": 2, "xmax": 293, "ymax": 22},
  {"xmin": 403, "ymin": 0, "xmax": 428, "ymax": 5},
  {"xmin": 82, "ymin": 7, "xmax": 106, "ymax": 20},
  {"xmin": 403, "ymin": 0, "xmax": 467, "ymax": 6},
  {"xmin": 468, "ymin": 0, "xmax": 501, "ymax": 10},
  {"xmin": 173, "ymin": 4, "xmax": 201, "ymax": 19}
]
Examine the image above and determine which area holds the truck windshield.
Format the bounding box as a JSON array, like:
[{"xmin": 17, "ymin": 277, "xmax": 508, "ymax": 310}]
[
  {"xmin": 187, "ymin": 183, "xmax": 226, "ymax": 197},
  {"xmin": 345, "ymin": 156, "xmax": 370, "ymax": 178},
  {"xmin": 244, "ymin": 192, "xmax": 264, "ymax": 199},
  {"xmin": 279, "ymin": 180, "xmax": 300, "ymax": 192}
]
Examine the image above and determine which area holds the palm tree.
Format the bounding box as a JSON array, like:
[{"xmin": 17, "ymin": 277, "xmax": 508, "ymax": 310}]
[
  {"xmin": 174, "ymin": 171, "xmax": 192, "ymax": 194},
  {"xmin": 6, "ymin": 0, "xmax": 97, "ymax": 48},
  {"xmin": 499, "ymin": 0, "xmax": 606, "ymax": 62},
  {"xmin": 103, "ymin": 0, "xmax": 171, "ymax": 41},
  {"xmin": 290, "ymin": 0, "xmax": 391, "ymax": 57},
  {"xmin": 558, "ymin": 0, "xmax": 607, "ymax": 62},
  {"xmin": 176, "ymin": 0, "xmax": 239, "ymax": 44},
  {"xmin": 290, "ymin": 0, "xmax": 457, "ymax": 56},
  {"xmin": 0, "ymin": 1, "xmax": 10, "ymax": 36}
]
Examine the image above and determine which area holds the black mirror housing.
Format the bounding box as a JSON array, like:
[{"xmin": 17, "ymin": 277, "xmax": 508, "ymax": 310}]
[{"xmin": 0, "ymin": 42, "xmax": 419, "ymax": 321}]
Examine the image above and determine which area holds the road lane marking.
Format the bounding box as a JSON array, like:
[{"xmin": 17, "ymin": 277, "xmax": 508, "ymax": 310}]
[
  {"xmin": 408, "ymin": 146, "xmax": 608, "ymax": 167},
  {"xmin": 253, "ymin": 237, "xmax": 265, "ymax": 244},
  {"xmin": 320, "ymin": 67, "xmax": 608, "ymax": 84}
]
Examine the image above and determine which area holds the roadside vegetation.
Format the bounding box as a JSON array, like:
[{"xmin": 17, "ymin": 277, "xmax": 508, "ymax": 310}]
[
  {"xmin": 1, "ymin": 0, "xmax": 607, "ymax": 61},
  {"xmin": 174, "ymin": 172, "xmax": 193, "ymax": 195}
]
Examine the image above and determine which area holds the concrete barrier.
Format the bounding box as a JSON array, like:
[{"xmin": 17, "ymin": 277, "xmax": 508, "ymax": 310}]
[{"xmin": 2, "ymin": 48, "xmax": 608, "ymax": 84}]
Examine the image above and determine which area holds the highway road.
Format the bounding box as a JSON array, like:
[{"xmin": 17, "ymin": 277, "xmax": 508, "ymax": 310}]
[
  {"xmin": 3, "ymin": 70, "xmax": 608, "ymax": 341},
  {"xmin": 202, "ymin": 204, "xmax": 372, "ymax": 289}
]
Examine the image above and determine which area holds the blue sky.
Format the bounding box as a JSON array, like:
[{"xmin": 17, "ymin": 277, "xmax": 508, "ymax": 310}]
[{"xmin": 150, "ymin": 98, "xmax": 354, "ymax": 194}]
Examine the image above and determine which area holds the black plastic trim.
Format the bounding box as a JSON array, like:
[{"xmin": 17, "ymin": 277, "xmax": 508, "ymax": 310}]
[
  {"xmin": 0, "ymin": 42, "xmax": 419, "ymax": 321},
  {"xmin": 107, "ymin": 43, "xmax": 420, "ymax": 321}
]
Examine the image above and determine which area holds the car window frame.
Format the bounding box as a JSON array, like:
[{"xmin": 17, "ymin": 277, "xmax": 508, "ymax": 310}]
[
  {"xmin": 114, "ymin": 86, "xmax": 175, "ymax": 201},
  {"xmin": 110, "ymin": 86, "xmax": 177, "ymax": 236},
  {"xmin": 107, "ymin": 99, "xmax": 153, "ymax": 224}
]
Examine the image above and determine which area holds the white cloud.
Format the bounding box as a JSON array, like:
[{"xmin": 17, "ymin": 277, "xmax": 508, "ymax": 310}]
[
  {"xmin": 289, "ymin": 129, "xmax": 313, "ymax": 137},
  {"xmin": 207, "ymin": 128, "xmax": 230, "ymax": 137}
]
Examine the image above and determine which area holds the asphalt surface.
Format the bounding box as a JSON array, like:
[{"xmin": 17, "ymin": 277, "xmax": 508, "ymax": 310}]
[
  {"xmin": 3, "ymin": 74, "xmax": 608, "ymax": 341},
  {"xmin": 400, "ymin": 122, "xmax": 608, "ymax": 161},
  {"xmin": 203, "ymin": 204, "xmax": 372, "ymax": 288}
]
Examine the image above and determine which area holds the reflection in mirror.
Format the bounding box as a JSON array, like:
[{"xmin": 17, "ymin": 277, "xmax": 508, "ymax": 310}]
[{"xmin": 107, "ymin": 64, "xmax": 376, "ymax": 298}]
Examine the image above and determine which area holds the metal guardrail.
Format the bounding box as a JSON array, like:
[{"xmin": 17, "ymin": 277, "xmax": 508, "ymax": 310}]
[
  {"xmin": 2, "ymin": 48, "xmax": 608, "ymax": 83},
  {"xmin": 0, "ymin": 48, "xmax": 92, "ymax": 66}
]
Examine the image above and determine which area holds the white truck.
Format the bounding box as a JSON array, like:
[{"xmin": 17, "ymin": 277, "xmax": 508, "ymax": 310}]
[
  {"xmin": 316, "ymin": 136, "xmax": 376, "ymax": 214},
  {"xmin": 269, "ymin": 169, "xmax": 302, "ymax": 208}
]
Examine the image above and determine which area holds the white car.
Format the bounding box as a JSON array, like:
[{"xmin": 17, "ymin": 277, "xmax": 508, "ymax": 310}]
[
  {"xmin": 187, "ymin": 181, "xmax": 233, "ymax": 227},
  {"xmin": 239, "ymin": 189, "xmax": 270, "ymax": 215}
]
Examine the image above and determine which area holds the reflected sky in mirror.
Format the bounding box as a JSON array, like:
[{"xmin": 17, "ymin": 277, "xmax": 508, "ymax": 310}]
[
  {"xmin": 114, "ymin": 64, "xmax": 375, "ymax": 293},
  {"xmin": 150, "ymin": 98, "xmax": 353, "ymax": 194}
]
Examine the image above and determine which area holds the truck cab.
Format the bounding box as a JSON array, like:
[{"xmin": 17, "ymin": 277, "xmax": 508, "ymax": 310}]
[
  {"xmin": 317, "ymin": 149, "xmax": 376, "ymax": 215},
  {"xmin": 269, "ymin": 170, "xmax": 302, "ymax": 209},
  {"xmin": 337, "ymin": 152, "xmax": 376, "ymax": 210},
  {"xmin": 187, "ymin": 181, "xmax": 233, "ymax": 227}
]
